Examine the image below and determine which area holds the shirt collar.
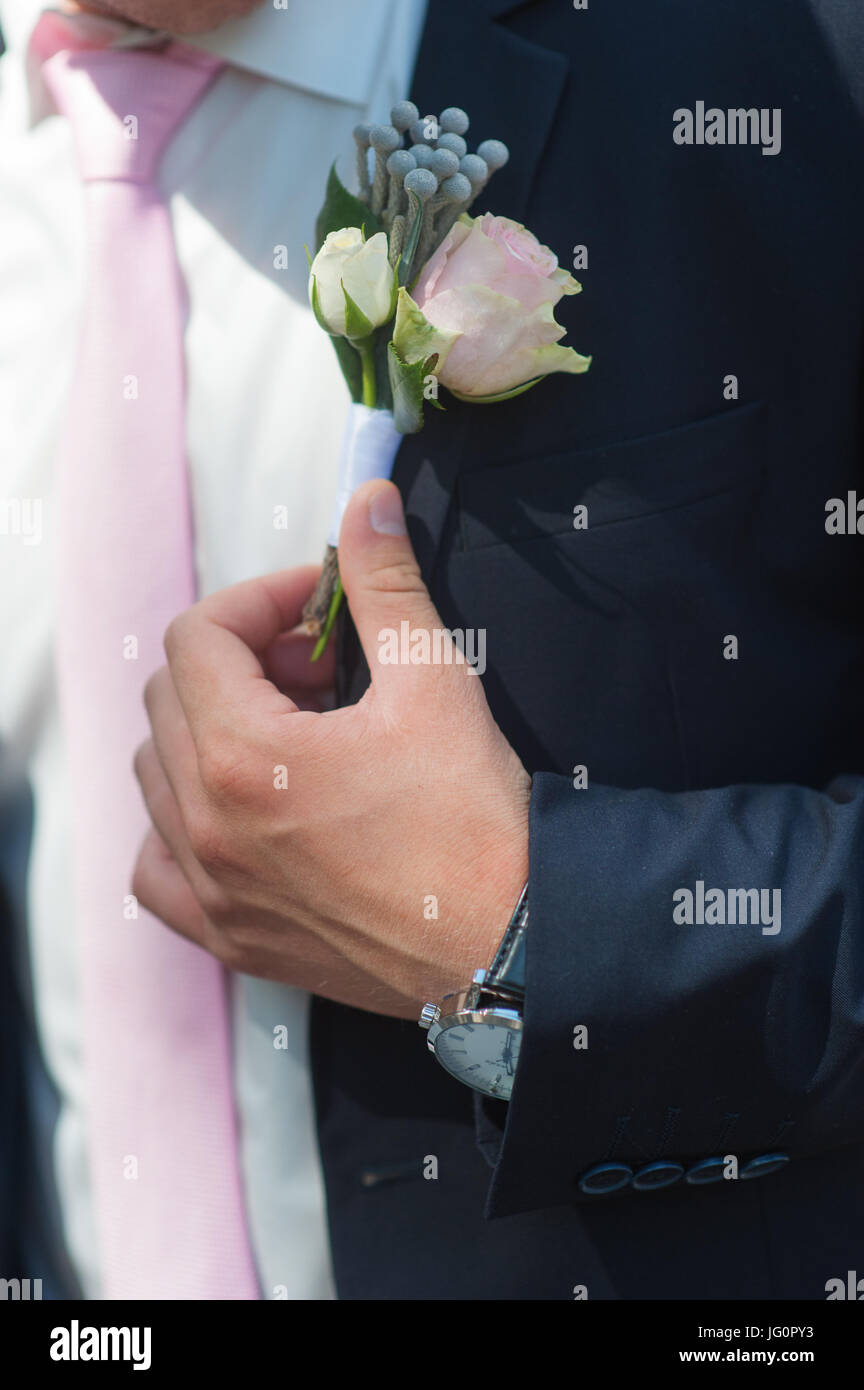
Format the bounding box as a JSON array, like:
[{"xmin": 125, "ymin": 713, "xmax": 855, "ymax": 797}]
[
  {"xmin": 183, "ymin": 0, "xmax": 399, "ymax": 105},
  {"xmin": 4, "ymin": 0, "xmax": 400, "ymax": 119}
]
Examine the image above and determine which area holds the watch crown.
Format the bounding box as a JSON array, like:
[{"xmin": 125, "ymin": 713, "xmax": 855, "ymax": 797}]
[{"xmin": 418, "ymin": 1002, "xmax": 440, "ymax": 1031}]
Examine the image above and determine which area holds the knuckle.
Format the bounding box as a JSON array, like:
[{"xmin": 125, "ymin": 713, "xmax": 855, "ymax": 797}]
[
  {"xmin": 142, "ymin": 671, "xmax": 161, "ymax": 716},
  {"xmin": 163, "ymin": 612, "xmax": 190, "ymax": 662},
  {"xmin": 162, "ymin": 617, "xmax": 180, "ymax": 661},
  {"xmin": 185, "ymin": 808, "xmax": 234, "ymax": 875},
  {"xmin": 198, "ymin": 876, "xmax": 233, "ymax": 922},
  {"xmin": 201, "ymin": 916, "xmax": 252, "ymax": 973},
  {"xmin": 198, "ymin": 742, "xmax": 254, "ymax": 804},
  {"xmin": 132, "ymin": 741, "xmax": 150, "ymax": 784}
]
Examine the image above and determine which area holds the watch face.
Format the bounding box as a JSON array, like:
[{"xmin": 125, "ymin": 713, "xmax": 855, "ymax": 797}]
[{"xmin": 433, "ymin": 1011, "xmax": 522, "ymax": 1100}]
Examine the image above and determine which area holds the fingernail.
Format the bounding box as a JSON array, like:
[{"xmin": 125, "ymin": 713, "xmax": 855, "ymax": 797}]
[{"xmin": 369, "ymin": 487, "xmax": 407, "ymax": 536}]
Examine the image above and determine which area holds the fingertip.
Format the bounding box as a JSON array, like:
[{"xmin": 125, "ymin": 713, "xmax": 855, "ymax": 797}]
[
  {"xmin": 340, "ymin": 480, "xmax": 406, "ymax": 550},
  {"xmin": 368, "ymin": 484, "xmax": 407, "ymax": 536},
  {"xmin": 262, "ymin": 628, "xmax": 336, "ymax": 690}
]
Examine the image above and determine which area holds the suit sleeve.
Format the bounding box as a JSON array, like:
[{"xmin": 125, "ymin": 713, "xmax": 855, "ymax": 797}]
[{"xmin": 478, "ymin": 771, "xmax": 864, "ymax": 1216}]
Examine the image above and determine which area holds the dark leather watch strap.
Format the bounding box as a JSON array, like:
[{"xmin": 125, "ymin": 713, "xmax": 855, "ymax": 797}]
[{"xmin": 486, "ymin": 881, "xmax": 528, "ymax": 999}]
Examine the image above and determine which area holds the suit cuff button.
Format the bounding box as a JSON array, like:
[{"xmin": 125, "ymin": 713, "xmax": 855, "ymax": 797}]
[
  {"xmin": 685, "ymin": 1157, "xmax": 728, "ymax": 1185},
  {"xmin": 740, "ymin": 1152, "xmax": 790, "ymax": 1179},
  {"xmin": 632, "ymin": 1160, "xmax": 684, "ymax": 1191},
  {"xmin": 578, "ymin": 1162, "xmax": 633, "ymax": 1196}
]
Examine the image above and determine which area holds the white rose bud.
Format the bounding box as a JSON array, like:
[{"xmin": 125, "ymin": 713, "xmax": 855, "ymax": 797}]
[{"xmin": 308, "ymin": 228, "xmax": 396, "ymax": 340}]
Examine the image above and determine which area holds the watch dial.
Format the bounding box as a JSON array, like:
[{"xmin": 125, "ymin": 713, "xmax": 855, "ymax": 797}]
[{"xmin": 434, "ymin": 1018, "xmax": 522, "ymax": 1099}]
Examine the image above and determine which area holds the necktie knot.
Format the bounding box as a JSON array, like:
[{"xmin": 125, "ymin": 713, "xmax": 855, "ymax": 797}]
[{"xmin": 42, "ymin": 45, "xmax": 221, "ymax": 184}]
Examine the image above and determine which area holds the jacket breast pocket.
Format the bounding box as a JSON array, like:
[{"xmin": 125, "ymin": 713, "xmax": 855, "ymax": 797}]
[
  {"xmin": 444, "ymin": 401, "xmax": 767, "ymax": 791},
  {"xmin": 456, "ymin": 400, "xmax": 764, "ymax": 551}
]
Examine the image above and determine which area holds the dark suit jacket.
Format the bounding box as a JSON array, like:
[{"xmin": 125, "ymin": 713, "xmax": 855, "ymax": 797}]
[{"xmin": 310, "ymin": 0, "xmax": 864, "ymax": 1299}]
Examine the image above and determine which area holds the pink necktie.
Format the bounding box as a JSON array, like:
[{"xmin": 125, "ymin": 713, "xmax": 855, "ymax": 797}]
[{"xmin": 42, "ymin": 31, "xmax": 259, "ymax": 1299}]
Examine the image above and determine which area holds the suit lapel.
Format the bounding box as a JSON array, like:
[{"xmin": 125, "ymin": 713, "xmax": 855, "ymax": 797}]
[
  {"xmin": 394, "ymin": 0, "xmax": 570, "ymax": 580},
  {"xmin": 411, "ymin": 0, "xmax": 568, "ymax": 235},
  {"xmin": 338, "ymin": 0, "xmax": 568, "ymax": 701}
]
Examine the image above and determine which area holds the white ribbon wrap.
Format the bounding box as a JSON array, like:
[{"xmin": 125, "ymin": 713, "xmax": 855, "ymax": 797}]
[{"xmin": 327, "ymin": 404, "xmax": 404, "ymax": 547}]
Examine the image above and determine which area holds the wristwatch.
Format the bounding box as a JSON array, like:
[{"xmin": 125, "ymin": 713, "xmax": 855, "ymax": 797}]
[{"xmin": 418, "ymin": 881, "xmax": 528, "ymax": 1100}]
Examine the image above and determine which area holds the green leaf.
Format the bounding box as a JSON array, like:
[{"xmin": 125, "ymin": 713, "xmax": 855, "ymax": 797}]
[
  {"xmin": 372, "ymin": 328, "xmax": 394, "ymax": 412},
  {"xmin": 342, "ymin": 282, "xmax": 374, "ymax": 341},
  {"xmin": 330, "ymin": 338, "xmax": 364, "ymax": 403},
  {"xmin": 314, "ymin": 162, "xmax": 381, "ymax": 252},
  {"xmin": 311, "ymin": 168, "xmax": 384, "ymax": 401},
  {"xmin": 391, "ymin": 287, "xmax": 459, "ymax": 377},
  {"xmin": 309, "ymin": 274, "xmax": 333, "ymax": 335},
  {"xmin": 310, "ymin": 277, "xmax": 372, "ymax": 406},
  {"xmin": 386, "ymin": 261, "xmax": 399, "ymax": 322},
  {"xmin": 398, "ymin": 191, "xmax": 424, "ymax": 287},
  {"xmin": 447, "ymin": 375, "xmax": 545, "ymax": 404},
  {"xmin": 387, "ymin": 342, "xmax": 431, "ymax": 435}
]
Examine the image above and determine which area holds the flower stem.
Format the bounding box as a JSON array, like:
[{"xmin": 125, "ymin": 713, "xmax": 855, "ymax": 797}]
[
  {"xmin": 358, "ymin": 337, "xmax": 377, "ymax": 408},
  {"xmin": 311, "ymin": 576, "xmax": 344, "ymax": 662},
  {"xmin": 301, "ymin": 543, "xmax": 339, "ymax": 638},
  {"xmin": 307, "ymin": 338, "xmax": 377, "ymax": 662}
]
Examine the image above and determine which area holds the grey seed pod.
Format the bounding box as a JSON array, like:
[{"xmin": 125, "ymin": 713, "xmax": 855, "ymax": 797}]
[
  {"xmin": 459, "ymin": 153, "xmax": 489, "ymax": 186},
  {"xmin": 385, "ymin": 150, "xmax": 417, "ymax": 227},
  {"xmin": 419, "ymin": 171, "xmax": 472, "ymax": 263},
  {"xmin": 428, "ymin": 148, "xmax": 460, "ymax": 179},
  {"xmin": 403, "ymin": 167, "xmax": 439, "ymax": 201},
  {"xmin": 370, "ymin": 124, "xmax": 401, "ymax": 153},
  {"xmin": 352, "ymin": 123, "xmax": 372, "ymax": 147},
  {"xmin": 439, "ymin": 106, "xmax": 470, "ymax": 135},
  {"xmin": 436, "ymin": 132, "xmax": 467, "ymax": 158},
  {"xmin": 370, "ymin": 127, "xmax": 401, "ymax": 217},
  {"xmin": 387, "ymin": 149, "xmax": 417, "ymax": 178},
  {"xmin": 438, "ymin": 172, "xmax": 472, "ymax": 204},
  {"xmin": 390, "ymin": 100, "xmax": 419, "ymax": 132},
  {"xmin": 476, "ymin": 139, "xmax": 510, "ymax": 171},
  {"xmin": 418, "ymin": 180, "xmax": 471, "ymax": 264},
  {"xmin": 408, "ymin": 144, "xmax": 435, "ymax": 168}
]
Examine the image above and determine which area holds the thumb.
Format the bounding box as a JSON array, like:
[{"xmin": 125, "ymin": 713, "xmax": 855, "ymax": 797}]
[{"xmin": 338, "ymin": 480, "xmax": 452, "ymax": 689}]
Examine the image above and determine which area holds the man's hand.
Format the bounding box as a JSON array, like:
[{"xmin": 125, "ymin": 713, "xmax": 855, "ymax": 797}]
[{"xmin": 132, "ymin": 481, "xmax": 531, "ymax": 1019}]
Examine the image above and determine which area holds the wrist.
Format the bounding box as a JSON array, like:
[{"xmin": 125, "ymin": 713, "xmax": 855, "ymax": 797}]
[
  {"xmin": 430, "ymin": 810, "xmax": 529, "ymax": 999},
  {"xmin": 420, "ymin": 866, "xmax": 529, "ymax": 1102}
]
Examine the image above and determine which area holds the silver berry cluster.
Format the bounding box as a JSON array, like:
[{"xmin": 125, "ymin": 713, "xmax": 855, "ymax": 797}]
[{"xmin": 352, "ymin": 103, "xmax": 509, "ymax": 278}]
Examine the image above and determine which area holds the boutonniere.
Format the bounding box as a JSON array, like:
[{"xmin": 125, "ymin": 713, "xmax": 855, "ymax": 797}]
[{"xmin": 304, "ymin": 102, "xmax": 592, "ymax": 656}]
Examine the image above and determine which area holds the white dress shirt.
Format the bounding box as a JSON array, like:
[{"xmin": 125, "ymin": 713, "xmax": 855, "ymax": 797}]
[{"xmin": 0, "ymin": 0, "xmax": 427, "ymax": 1299}]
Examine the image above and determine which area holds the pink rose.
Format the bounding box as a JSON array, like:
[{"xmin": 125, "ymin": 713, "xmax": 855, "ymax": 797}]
[{"xmin": 409, "ymin": 213, "xmax": 591, "ymax": 398}]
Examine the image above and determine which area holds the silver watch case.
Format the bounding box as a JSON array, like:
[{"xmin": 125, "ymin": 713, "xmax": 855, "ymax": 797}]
[{"xmin": 420, "ymin": 968, "xmax": 524, "ymax": 1100}]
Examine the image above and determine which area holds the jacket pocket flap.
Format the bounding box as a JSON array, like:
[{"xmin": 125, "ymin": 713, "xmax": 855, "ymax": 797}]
[{"xmin": 458, "ymin": 400, "xmax": 763, "ymax": 550}]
